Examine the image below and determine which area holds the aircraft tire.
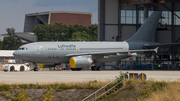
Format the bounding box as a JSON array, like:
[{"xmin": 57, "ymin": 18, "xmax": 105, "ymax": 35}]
[
  {"xmin": 97, "ymin": 66, "xmax": 101, "ymax": 71},
  {"xmin": 71, "ymin": 68, "xmax": 76, "ymax": 71},
  {"xmin": 34, "ymin": 68, "xmax": 38, "ymax": 71},
  {"xmin": 91, "ymin": 66, "xmax": 95, "ymax": 71},
  {"xmin": 94, "ymin": 66, "xmax": 98, "ymax": 71}
]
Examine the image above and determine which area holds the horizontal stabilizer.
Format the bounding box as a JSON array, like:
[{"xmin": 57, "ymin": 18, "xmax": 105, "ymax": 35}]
[
  {"xmin": 144, "ymin": 43, "xmax": 180, "ymax": 49},
  {"xmin": 154, "ymin": 47, "xmax": 159, "ymax": 53}
]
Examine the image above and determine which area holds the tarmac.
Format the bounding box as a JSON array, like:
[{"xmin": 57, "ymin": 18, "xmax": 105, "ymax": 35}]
[{"xmin": 0, "ymin": 70, "xmax": 180, "ymax": 84}]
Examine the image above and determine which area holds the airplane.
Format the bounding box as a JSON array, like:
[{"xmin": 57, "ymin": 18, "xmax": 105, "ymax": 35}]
[{"xmin": 13, "ymin": 11, "xmax": 162, "ymax": 71}]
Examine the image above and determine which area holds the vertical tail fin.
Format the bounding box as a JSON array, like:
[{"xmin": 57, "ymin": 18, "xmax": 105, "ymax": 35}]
[{"xmin": 126, "ymin": 11, "xmax": 162, "ymax": 42}]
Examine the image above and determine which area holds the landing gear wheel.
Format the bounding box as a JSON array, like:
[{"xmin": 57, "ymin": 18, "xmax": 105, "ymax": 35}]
[
  {"xmin": 97, "ymin": 66, "xmax": 101, "ymax": 71},
  {"xmin": 71, "ymin": 68, "xmax": 76, "ymax": 71},
  {"xmin": 91, "ymin": 66, "xmax": 100, "ymax": 71},
  {"xmin": 33, "ymin": 63, "xmax": 38, "ymax": 71},
  {"xmin": 72, "ymin": 68, "xmax": 82, "ymax": 71},
  {"xmin": 91, "ymin": 66, "xmax": 96, "ymax": 71},
  {"xmin": 34, "ymin": 68, "xmax": 38, "ymax": 71},
  {"xmin": 77, "ymin": 68, "xmax": 82, "ymax": 71}
]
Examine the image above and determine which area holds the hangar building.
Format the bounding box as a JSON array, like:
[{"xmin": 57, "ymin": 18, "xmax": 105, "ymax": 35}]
[
  {"xmin": 98, "ymin": 0, "xmax": 180, "ymax": 70},
  {"xmin": 24, "ymin": 11, "xmax": 92, "ymax": 32}
]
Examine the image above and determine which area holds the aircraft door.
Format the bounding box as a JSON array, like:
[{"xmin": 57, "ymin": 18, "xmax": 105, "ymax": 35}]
[{"xmin": 35, "ymin": 45, "xmax": 42, "ymax": 54}]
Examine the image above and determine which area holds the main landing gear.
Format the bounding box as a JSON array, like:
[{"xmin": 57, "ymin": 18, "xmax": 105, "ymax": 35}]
[
  {"xmin": 91, "ymin": 66, "xmax": 101, "ymax": 71},
  {"xmin": 71, "ymin": 68, "xmax": 82, "ymax": 71}
]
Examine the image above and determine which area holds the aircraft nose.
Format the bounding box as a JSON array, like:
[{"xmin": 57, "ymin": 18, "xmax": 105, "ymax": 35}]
[{"xmin": 13, "ymin": 51, "xmax": 18, "ymax": 56}]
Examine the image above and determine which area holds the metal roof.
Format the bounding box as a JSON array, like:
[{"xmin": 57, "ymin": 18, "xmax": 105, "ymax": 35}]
[
  {"xmin": 0, "ymin": 50, "xmax": 15, "ymax": 57},
  {"xmin": 26, "ymin": 11, "xmax": 92, "ymax": 16},
  {"xmin": 1, "ymin": 32, "xmax": 37, "ymax": 43}
]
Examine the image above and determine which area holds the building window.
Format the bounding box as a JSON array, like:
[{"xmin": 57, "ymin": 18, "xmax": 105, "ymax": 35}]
[
  {"xmin": 121, "ymin": 10, "xmax": 180, "ymax": 25},
  {"xmin": 121, "ymin": 10, "xmax": 136, "ymax": 24},
  {"xmin": 175, "ymin": 11, "xmax": 180, "ymax": 25}
]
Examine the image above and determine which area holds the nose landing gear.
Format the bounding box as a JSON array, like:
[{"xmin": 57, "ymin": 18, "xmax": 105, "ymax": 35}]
[{"xmin": 33, "ymin": 63, "xmax": 39, "ymax": 71}]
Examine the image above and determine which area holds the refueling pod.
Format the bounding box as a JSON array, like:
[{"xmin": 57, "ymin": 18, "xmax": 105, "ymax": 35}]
[{"xmin": 69, "ymin": 56, "xmax": 93, "ymax": 68}]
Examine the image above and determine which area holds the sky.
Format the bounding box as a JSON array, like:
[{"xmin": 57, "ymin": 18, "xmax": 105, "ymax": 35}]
[{"xmin": 0, "ymin": 0, "xmax": 98, "ymax": 34}]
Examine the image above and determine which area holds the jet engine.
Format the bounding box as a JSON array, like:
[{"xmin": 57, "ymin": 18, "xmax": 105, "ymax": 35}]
[{"xmin": 69, "ymin": 56, "xmax": 93, "ymax": 68}]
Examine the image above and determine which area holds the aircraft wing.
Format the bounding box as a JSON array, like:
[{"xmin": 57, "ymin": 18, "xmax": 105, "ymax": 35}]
[{"xmin": 65, "ymin": 47, "xmax": 158, "ymax": 57}]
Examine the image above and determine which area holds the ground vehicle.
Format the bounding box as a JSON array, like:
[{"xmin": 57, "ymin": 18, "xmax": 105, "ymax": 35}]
[
  {"xmin": 2, "ymin": 60, "xmax": 30, "ymax": 72},
  {"xmin": 55, "ymin": 63, "xmax": 70, "ymax": 70}
]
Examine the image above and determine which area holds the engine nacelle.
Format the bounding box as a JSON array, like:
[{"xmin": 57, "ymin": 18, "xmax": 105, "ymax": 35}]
[{"xmin": 69, "ymin": 56, "xmax": 93, "ymax": 68}]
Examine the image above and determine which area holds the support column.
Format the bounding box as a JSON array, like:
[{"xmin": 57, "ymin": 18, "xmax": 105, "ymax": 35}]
[
  {"xmin": 171, "ymin": 2, "xmax": 175, "ymax": 64},
  {"xmin": 34, "ymin": 13, "xmax": 38, "ymax": 29},
  {"xmin": 118, "ymin": 0, "xmax": 121, "ymax": 41},
  {"xmin": 154, "ymin": 4, "xmax": 157, "ymax": 42},
  {"xmin": 98, "ymin": 0, "xmax": 105, "ymax": 69},
  {"xmin": 136, "ymin": 5, "xmax": 139, "ymax": 31},
  {"xmin": 154, "ymin": 4, "xmax": 157, "ymax": 11},
  {"xmin": 144, "ymin": 4, "xmax": 149, "ymax": 23},
  {"xmin": 136, "ymin": 57, "xmax": 139, "ymax": 64},
  {"xmin": 98, "ymin": 0, "xmax": 105, "ymax": 41},
  {"xmin": 171, "ymin": 2, "xmax": 175, "ymax": 43}
]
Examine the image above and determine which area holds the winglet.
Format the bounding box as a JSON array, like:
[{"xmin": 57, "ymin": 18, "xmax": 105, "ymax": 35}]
[{"xmin": 154, "ymin": 47, "xmax": 159, "ymax": 53}]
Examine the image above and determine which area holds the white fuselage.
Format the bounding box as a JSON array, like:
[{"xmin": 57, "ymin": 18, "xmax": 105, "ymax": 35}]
[{"xmin": 13, "ymin": 41, "xmax": 130, "ymax": 63}]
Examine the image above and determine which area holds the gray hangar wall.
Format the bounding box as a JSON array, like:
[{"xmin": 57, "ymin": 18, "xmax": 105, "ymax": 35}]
[
  {"xmin": 98, "ymin": 0, "xmax": 180, "ymax": 69},
  {"xmin": 98, "ymin": 0, "xmax": 120, "ymax": 42}
]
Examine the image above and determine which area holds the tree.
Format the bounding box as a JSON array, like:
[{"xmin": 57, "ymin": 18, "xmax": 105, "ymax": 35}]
[
  {"xmin": 2, "ymin": 28, "xmax": 22, "ymax": 50},
  {"xmin": 0, "ymin": 40, "xmax": 2, "ymax": 50},
  {"xmin": 68, "ymin": 31, "xmax": 91, "ymax": 41},
  {"xmin": 33, "ymin": 23, "xmax": 69, "ymax": 41},
  {"xmin": 32, "ymin": 22, "xmax": 98, "ymax": 41},
  {"xmin": 88, "ymin": 24, "xmax": 98, "ymax": 41}
]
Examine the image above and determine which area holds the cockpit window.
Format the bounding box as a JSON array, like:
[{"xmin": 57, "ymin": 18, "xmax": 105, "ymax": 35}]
[{"xmin": 18, "ymin": 47, "xmax": 28, "ymax": 50}]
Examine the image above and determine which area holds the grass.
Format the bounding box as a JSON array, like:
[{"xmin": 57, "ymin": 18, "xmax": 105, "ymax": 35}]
[
  {"xmin": 0, "ymin": 80, "xmax": 110, "ymax": 100},
  {"xmin": 43, "ymin": 86, "xmax": 55, "ymax": 101},
  {"xmin": 0, "ymin": 79, "xmax": 179, "ymax": 101},
  {"xmin": 0, "ymin": 80, "xmax": 109, "ymax": 91},
  {"xmin": 100, "ymin": 79, "xmax": 179, "ymax": 101},
  {"xmin": 144, "ymin": 81, "xmax": 180, "ymax": 101}
]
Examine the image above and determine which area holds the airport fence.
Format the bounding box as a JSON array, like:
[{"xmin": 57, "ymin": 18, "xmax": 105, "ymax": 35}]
[{"xmin": 82, "ymin": 72, "xmax": 128, "ymax": 101}]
